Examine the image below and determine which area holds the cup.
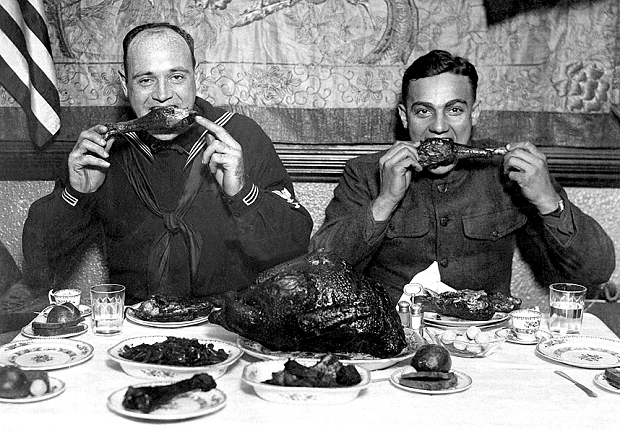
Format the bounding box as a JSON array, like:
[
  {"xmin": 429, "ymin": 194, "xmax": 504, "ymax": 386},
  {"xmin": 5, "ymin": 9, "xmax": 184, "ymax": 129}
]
[
  {"xmin": 548, "ymin": 283, "xmax": 586, "ymax": 335},
  {"xmin": 48, "ymin": 288, "xmax": 82, "ymax": 307},
  {"xmin": 510, "ymin": 309, "xmax": 542, "ymax": 341},
  {"xmin": 90, "ymin": 284, "xmax": 125, "ymax": 335}
]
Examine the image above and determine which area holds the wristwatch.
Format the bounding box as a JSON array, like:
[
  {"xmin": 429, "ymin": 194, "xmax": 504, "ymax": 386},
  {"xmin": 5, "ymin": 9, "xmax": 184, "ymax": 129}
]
[{"xmin": 546, "ymin": 198, "xmax": 565, "ymax": 217}]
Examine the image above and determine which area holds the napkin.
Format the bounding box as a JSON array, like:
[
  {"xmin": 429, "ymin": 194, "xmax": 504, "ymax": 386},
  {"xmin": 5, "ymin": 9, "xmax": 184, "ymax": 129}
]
[{"xmin": 397, "ymin": 261, "xmax": 456, "ymax": 307}]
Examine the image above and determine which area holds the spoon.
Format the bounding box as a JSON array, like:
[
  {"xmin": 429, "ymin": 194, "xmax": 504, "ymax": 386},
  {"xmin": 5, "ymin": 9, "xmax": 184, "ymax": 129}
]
[{"xmin": 554, "ymin": 370, "xmax": 598, "ymax": 398}]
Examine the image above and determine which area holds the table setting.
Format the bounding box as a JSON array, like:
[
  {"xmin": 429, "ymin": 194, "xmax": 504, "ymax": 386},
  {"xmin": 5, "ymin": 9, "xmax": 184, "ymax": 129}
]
[{"xmin": 2, "ymin": 275, "xmax": 620, "ymax": 432}]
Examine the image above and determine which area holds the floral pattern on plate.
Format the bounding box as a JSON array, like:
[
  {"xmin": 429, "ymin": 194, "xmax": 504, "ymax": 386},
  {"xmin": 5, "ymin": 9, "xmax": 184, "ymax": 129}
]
[
  {"xmin": 0, "ymin": 339, "xmax": 94, "ymax": 370},
  {"xmin": 495, "ymin": 328, "xmax": 552, "ymax": 345},
  {"xmin": 593, "ymin": 372, "xmax": 620, "ymax": 394},
  {"xmin": 0, "ymin": 377, "xmax": 66, "ymax": 403},
  {"xmin": 536, "ymin": 335, "xmax": 620, "ymax": 369},
  {"xmin": 107, "ymin": 383, "xmax": 226, "ymax": 420}
]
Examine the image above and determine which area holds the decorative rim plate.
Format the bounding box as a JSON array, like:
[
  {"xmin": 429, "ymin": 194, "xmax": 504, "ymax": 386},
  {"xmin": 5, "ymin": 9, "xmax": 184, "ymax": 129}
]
[
  {"xmin": 107, "ymin": 382, "xmax": 226, "ymax": 420},
  {"xmin": 389, "ymin": 367, "xmax": 472, "ymax": 395},
  {"xmin": 424, "ymin": 312, "xmax": 510, "ymax": 329},
  {"xmin": 0, "ymin": 377, "xmax": 66, "ymax": 403},
  {"xmin": 42, "ymin": 304, "xmax": 91, "ymax": 317},
  {"xmin": 495, "ymin": 328, "xmax": 552, "ymax": 345},
  {"xmin": 236, "ymin": 328, "xmax": 425, "ymax": 371},
  {"xmin": 535, "ymin": 335, "xmax": 620, "ymax": 369},
  {"xmin": 108, "ymin": 336, "xmax": 243, "ymax": 380},
  {"xmin": 0, "ymin": 339, "xmax": 94, "ymax": 370},
  {"xmin": 125, "ymin": 306, "xmax": 210, "ymax": 328},
  {"xmin": 593, "ymin": 372, "xmax": 620, "ymax": 394},
  {"xmin": 242, "ymin": 359, "xmax": 371, "ymax": 405},
  {"xmin": 21, "ymin": 322, "xmax": 88, "ymax": 339}
]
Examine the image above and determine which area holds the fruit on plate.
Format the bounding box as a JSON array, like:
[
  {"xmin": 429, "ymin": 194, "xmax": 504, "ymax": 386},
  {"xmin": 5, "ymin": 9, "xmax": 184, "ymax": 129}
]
[
  {"xmin": 31, "ymin": 302, "xmax": 84, "ymax": 336},
  {"xmin": 400, "ymin": 345, "xmax": 457, "ymax": 391},
  {"xmin": 604, "ymin": 367, "xmax": 620, "ymax": 389},
  {"xmin": 440, "ymin": 326, "xmax": 492, "ymax": 354},
  {"xmin": 0, "ymin": 365, "xmax": 50, "ymax": 399},
  {"xmin": 411, "ymin": 344, "xmax": 452, "ymax": 373}
]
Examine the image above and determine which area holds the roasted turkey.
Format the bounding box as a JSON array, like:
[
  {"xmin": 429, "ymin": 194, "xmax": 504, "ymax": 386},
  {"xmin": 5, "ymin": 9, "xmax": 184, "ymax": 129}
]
[{"xmin": 209, "ymin": 250, "xmax": 407, "ymax": 358}]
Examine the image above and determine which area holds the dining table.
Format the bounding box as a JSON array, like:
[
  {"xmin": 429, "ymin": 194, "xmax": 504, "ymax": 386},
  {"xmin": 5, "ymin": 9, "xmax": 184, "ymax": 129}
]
[{"xmin": 2, "ymin": 310, "xmax": 619, "ymax": 432}]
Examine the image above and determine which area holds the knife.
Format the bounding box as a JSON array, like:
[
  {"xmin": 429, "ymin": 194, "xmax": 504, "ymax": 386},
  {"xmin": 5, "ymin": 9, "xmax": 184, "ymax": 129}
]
[{"xmin": 554, "ymin": 370, "xmax": 598, "ymax": 398}]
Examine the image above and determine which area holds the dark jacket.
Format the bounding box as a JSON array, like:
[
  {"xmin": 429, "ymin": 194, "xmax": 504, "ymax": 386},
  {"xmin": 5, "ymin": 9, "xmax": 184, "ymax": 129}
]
[
  {"xmin": 23, "ymin": 98, "xmax": 313, "ymax": 304},
  {"xmin": 311, "ymin": 140, "xmax": 615, "ymax": 304}
]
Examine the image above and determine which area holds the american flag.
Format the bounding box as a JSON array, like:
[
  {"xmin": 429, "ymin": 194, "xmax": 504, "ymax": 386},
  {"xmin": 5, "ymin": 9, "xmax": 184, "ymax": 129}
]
[{"xmin": 0, "ymin": 0, "xmax": 60, "ymax": 147}]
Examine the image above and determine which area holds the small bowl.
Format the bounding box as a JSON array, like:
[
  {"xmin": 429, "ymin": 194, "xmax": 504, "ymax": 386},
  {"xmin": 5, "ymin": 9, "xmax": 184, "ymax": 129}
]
[
  {"xmin": 108, "ymin": 336, "xmax": 242, "ymax": 380},
  {"xmin": 427, "ymin": 328, "xmax": 506, "ymax": 358},
  {"xmin": 242, "ymin": 359, "xmax": 370, "ymax": 405}
]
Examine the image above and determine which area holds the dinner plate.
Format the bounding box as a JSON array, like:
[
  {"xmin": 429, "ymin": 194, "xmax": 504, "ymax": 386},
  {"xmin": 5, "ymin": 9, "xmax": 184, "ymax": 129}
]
[
  {"xmin": 107, "ymin": 382, "xmax": 226, "ymax": 420},
  {"xmin": 125, "ymin": 306, "xmax": 210, "ymax": 328},
  {"xmin": 536, "ymin": 335, "xmax": 620, "ymax": 369},
  {"xmin": 237, "ymin": 328, "xmax": 425, "ymax": 371},
  {"xmin": 42, "ymin": 304, "xmax": 91, "ymax": 317},
  {"xmin": 424, "ymin": 312, "xmax": 510, "ymax": 329},
  {"xmin": 593, "ymin": 372, "xmax": 620, "ymax": 394},
  {"xmin": 242, "ymin": 359, "xmax": 370, "ymax": 405},
  {"xmin": 108, "ymin": 336, "xmax": 243, "ymax": 380},
  {"xmin": 495, "ymin": 328, "xmax": 552, "ymax": 345},
  {"xmin": 0, "ymin": 377, "xmax": 66, "ymax": 403},
  {"xmin": 20, "ymin": 322, "xmax": 88, "ymax": 339},
  {"xmin": 0, "ymin": 339, "xmax": 94, "ymax": 370},
  {"xmin": 389, "ymin": 366, "xmax": 472, "ymax": 395}
]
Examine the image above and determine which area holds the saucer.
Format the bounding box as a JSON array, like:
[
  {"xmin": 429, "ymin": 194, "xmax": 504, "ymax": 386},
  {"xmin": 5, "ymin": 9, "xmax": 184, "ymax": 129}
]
[{"xmin": 495, "ymin": 328, "xmax": 552, "ymax": 345}]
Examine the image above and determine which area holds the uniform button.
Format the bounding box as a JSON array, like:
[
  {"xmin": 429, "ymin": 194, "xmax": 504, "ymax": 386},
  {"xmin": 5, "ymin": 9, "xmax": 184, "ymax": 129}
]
[
  {"xmin": 437, "ymin": 184, "xmax": 448, "ymax": 193},
  {"xmin": 440, "ymin": 258, "xmax": 448, "ymax": 267},
  {"xmin": 389, "ymin": 223, "xmax": 395, "ymax": 231},
  {"xmin": 440, "ymin": 217, "xmax": 449, "ymax": 226},
  {"xmin": 492, "ymin": 230, "xmax": 499, "ymax": 238}
]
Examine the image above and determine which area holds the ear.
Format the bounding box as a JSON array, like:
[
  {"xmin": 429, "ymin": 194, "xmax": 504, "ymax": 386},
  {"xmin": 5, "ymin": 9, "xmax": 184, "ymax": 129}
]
[
  {"xmin": 119, "ymin": 70, "xmax": 128, "ymax": 99},
  {"xmin": 471, "ymin": 99, "xmax": 481, "ymax": 126},
  {"xmin": 397, "ymin": 103, "xmax": 408, "ymax": 130},
  {"xmin": 194, "ymin": 65, "xmax": 200, "ymax": 90}
]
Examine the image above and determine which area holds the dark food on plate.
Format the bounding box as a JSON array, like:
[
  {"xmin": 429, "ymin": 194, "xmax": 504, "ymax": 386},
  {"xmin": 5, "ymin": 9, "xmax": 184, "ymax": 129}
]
[
  {"xmin": 118, "ymin": 336, "xmax": 229, "ymax": 367},
  {"xmin": 209, "ymin": 250, "xmax": 406, "ymax": 358},
  {"xmin": 399, "ymin": 344, "xmax": 457, "ymax": 391},
  {"xmin": 132, "ymin": 294, "xmax": 213, "ymax": 322},
  {"xmin": 0, "ymin": 365, "xmax": 50, "ymax": 399},
  {"xmin": 264, "ymin": 354, "xmax": 362, "ymax": 388},
  {"xmin": 417, "ymin": 138, "xmax": 507, "ymax": 169},
  {"xmin": 104, "ymin": 106, "xmax": 197, "ymax": 138},
  {"xmin": 417, "ymin": 289, "xmax": 521, "ymax": 321},
  {"xmin": 604, "ymin": 367, "xmax": 620, "ymax": 389},
  {"xmin": 31, "ymin": 302, "xmax": 84, "ymax": 336},
  {"xmin": 122, "ymin": 373, "xmax": 216, "ymax": 413}
]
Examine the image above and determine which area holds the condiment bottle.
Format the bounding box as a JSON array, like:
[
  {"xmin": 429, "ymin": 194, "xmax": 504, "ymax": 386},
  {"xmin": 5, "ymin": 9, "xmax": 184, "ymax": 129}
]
[
  {"xmin": 410, "ymin": 303, "xmax": 424, "ymax": 337},
  {"xmin": 397, "ymin": 301, "xmax": 411, "ymax": 328}
]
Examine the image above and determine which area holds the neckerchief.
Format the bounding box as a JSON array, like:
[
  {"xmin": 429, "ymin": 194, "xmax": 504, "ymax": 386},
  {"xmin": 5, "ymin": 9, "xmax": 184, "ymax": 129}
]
[{"xmin": 118, "ymin": 111, "xmax": 234, "ymax": 293}]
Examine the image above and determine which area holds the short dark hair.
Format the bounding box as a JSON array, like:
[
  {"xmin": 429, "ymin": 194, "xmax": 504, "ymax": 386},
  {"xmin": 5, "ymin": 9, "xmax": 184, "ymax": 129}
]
[
  {"xmin": 401, "ymin": 50, "xmax": 478, "ymax": 102},
  {"xmin": 122, "ymin": 22, "xmax": 196, "ymax": 75}
]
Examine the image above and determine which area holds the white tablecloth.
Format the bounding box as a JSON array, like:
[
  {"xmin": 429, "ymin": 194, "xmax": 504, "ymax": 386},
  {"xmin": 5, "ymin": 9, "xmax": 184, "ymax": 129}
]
[{"xmin": 2, "ymin": 313, "xmax": 619, "ymax": 432}]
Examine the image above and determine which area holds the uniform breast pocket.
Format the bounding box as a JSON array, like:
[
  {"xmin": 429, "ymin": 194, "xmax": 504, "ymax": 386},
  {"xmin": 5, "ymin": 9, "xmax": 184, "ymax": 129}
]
[
  {"xmin": 385, "ymin": 214, "xmax": 431, "ymax": 239},
  {"xmin": 462, "ymin": 208, "xmax": 527, "ymax": 241}
]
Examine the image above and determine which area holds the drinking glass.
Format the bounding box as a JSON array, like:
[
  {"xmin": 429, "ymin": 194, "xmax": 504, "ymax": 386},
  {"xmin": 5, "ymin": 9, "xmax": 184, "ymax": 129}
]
[
  {"xmin": 90, "ymin": 284, "xmax": 125, "ymax": 335},
  {"xmin": 548, "ymin": 283, "xmax": 586, "ymax": 335}
]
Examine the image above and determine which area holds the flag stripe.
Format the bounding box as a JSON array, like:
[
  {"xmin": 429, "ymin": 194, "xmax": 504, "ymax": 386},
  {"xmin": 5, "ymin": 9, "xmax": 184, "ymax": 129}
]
[
  {"xmin": 0, "ymin": 55, "xmax": 54, "ymax": 142},
  {"xmin": 0, "ymin": 0, "xmax": 60, "ymax": 147},
  {"xmin": 0, "ymin": 4, "xmax": 59, "ymax": 104}
]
